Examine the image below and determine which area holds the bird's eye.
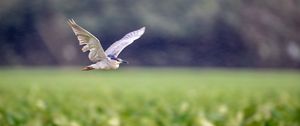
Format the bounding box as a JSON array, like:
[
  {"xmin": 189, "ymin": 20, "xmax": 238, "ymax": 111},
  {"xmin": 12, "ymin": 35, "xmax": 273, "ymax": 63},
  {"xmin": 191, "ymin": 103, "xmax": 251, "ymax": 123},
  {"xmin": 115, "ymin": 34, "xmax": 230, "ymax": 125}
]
[{"xmin": 110, "ymin": 57, "xmax": 118, "ymax": 61}]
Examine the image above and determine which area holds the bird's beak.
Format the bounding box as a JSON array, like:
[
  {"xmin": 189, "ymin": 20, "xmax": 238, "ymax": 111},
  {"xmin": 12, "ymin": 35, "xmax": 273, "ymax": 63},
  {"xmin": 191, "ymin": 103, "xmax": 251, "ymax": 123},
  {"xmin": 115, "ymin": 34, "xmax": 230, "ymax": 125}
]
[{"xmin": 121, "ymin": 60, "xmax": 129, "ymax": 64}]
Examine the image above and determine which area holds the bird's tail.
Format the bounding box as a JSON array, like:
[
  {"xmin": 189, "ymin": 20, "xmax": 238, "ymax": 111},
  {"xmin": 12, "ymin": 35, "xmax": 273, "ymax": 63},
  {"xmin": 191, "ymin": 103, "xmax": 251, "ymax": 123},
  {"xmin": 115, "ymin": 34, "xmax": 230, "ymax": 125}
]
[{"xmin": 81, "ymin": 66, "xmax": 95, "ymax": 71}]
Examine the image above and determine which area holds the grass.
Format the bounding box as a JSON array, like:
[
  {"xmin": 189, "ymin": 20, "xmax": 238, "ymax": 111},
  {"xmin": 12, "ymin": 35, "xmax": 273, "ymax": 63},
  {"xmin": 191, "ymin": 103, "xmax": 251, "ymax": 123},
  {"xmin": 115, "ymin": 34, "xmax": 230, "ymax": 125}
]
[{"xmin": 0, "ymin": 68, "xmax": 299, "ymax": 126}]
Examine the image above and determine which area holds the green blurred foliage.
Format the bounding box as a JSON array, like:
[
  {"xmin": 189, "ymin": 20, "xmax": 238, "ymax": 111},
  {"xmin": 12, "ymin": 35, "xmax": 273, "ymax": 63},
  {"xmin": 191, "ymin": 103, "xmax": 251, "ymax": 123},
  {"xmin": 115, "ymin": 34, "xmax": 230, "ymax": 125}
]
[{"xmin": 0, "ymin": 68, "xmax": 299, "ymax": 126}]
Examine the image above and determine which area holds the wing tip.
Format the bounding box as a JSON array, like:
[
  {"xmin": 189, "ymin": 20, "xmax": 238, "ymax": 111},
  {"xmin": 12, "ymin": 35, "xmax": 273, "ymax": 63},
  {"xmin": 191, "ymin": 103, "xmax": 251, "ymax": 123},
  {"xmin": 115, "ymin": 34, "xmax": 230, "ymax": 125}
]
[
  {"xmin": 139, "ymin": 26, "xmax": 146, "ymax": 34},
  {"xmin": 67, "ymin": 18, "xmax": 77, "ymax": 26}
]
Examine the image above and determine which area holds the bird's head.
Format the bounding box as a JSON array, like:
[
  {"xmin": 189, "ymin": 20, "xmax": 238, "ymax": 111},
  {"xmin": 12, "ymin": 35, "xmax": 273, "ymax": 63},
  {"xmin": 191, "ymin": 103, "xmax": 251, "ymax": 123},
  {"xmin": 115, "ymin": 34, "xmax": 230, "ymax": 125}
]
[{"xmin": 108, "ymin": 55, "xmax": 129, "ymax": 64}]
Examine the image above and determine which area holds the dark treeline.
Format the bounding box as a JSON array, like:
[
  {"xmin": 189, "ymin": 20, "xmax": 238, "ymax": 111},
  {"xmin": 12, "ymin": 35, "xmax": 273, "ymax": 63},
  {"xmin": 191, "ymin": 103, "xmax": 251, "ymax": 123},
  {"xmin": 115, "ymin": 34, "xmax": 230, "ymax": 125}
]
[{"xmin": 0, "ymin": 0, "xmax": 299, "ymax": 68}]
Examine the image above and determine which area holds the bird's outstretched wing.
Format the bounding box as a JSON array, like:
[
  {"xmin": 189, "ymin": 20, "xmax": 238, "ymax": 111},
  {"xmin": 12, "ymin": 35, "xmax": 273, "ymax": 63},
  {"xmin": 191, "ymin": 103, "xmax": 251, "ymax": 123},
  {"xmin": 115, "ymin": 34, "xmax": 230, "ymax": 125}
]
[
  {"xmin": 105, "ymin": 27, "xmax": 145, "ymax": 57},
  {"xmin": 68, "ymin": 19, "xmax": 106, "ymax": 62}
]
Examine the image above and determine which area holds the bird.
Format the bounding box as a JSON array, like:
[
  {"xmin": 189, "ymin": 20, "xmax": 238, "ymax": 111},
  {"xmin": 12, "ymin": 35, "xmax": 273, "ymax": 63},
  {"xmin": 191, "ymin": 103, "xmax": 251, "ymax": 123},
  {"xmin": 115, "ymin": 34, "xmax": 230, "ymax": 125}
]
[{"xmin": 67, "ymin": 19, "xmax": 145, "ymax": 71}]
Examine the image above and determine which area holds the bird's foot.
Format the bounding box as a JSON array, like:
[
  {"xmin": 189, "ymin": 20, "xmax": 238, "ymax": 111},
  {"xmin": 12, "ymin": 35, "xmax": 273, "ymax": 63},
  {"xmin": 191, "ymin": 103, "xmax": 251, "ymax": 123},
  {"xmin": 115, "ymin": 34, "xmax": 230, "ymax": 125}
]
[{"xmin": 81, "ymin": 66, "xmax": 95, "ymax": 71}]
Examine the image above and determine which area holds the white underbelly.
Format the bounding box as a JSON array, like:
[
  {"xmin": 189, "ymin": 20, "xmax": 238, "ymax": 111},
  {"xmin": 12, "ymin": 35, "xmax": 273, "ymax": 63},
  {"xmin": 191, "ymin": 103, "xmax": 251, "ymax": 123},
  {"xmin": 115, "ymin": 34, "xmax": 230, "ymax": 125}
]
[{"xmin": 95, "ymin": 59, "xmax": 119, "ymax": 70}]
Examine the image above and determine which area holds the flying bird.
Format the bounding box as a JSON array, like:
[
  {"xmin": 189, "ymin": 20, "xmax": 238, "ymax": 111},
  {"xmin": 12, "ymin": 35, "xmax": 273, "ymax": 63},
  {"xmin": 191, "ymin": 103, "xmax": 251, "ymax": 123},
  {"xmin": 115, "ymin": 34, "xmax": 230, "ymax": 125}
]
[{"xmin": 67, "ymin": 19, "xmax": 145, "ymax": 71}]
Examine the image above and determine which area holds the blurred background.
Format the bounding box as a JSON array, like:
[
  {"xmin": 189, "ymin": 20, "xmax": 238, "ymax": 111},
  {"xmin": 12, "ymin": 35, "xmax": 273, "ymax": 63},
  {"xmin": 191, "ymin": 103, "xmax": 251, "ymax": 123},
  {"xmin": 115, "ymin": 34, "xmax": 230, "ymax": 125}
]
[{"xmin": 0, "ymin": 0, "xmax": 300, "ymax": 68}]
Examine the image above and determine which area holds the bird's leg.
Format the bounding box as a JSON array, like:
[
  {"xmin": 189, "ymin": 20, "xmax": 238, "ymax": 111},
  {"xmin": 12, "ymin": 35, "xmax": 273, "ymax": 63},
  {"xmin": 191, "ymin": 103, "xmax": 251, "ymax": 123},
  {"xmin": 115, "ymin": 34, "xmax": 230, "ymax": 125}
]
[{"xmin": 81, "ymin": 66, "xmax": 95, "ymax": 71}]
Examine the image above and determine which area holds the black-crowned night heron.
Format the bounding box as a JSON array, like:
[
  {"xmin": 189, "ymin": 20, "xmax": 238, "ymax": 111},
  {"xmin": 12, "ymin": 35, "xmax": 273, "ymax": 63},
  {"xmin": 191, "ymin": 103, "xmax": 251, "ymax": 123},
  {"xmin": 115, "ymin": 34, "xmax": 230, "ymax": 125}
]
[{"xmin": 67, "ymin": 19, "xmax": 145, "ymax": 71}]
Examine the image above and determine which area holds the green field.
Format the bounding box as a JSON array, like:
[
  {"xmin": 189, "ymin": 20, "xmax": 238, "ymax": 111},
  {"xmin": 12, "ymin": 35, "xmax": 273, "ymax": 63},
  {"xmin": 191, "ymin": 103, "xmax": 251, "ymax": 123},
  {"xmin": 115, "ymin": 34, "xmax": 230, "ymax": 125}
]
[{"xmin": 0, "ymin": 68, "xmax": 299, "ymax": 126}]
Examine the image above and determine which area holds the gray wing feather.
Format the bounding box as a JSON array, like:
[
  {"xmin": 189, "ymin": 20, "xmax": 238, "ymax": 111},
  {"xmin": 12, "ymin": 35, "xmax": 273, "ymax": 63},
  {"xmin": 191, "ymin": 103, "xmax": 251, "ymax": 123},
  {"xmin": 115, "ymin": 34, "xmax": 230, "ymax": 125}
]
[
  {"xmin": 67, "ymin": 19, "xmax": 107, "ymax": 62},
  {"xmin": 105, "ymin": 27, "xmax": 145, "ymax": 57}
]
